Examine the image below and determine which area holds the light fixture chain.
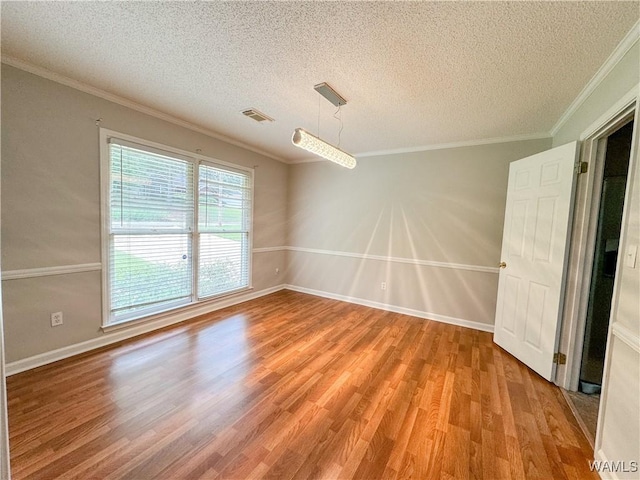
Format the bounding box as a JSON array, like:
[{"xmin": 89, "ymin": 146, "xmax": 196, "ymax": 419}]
[
  {"xmin": 317, "ymin": 94, "xmax": 321, "ymax": 139},
  {"xmin": 334, "ymin": 105, "xmax": 343, "ymax": 148}
]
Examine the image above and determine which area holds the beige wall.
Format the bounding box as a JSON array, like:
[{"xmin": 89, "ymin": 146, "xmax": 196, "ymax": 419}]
[
  {"xmin": 1, "ymin": 65, "xmax": 288, "ymax": 363},
  {"xmin": 0, "ymin": 63, "xmax": 553, "ymax": 363},
  {"xmin": 552, "ymin": 39, "xmax": 639, "ymax": 475},
  {"xmin": 287, "ymin": 139, "xmax": 552, "ymax": 327},
  {"xmin": 3, "ymin": 40, "xmax": 638, "ymax": 474},
  {"xmin": 553, "ymin": 42, "xmax": 640, "ymax": 147}
]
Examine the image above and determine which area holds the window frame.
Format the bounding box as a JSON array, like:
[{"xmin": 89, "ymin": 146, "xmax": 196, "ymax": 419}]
[{"xmin": 99, "ymin": 128, "xmax": 254, "ymax": 327}]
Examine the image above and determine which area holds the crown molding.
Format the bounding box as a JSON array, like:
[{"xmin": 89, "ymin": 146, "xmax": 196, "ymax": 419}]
[
  {"xmin": 1, "ymin": 55, "xmax": 289, "ymax": 164},
  {"xmin": 1, "ymin": 55, "xmax": 552, "ymax": 164},
  {"xmin": 551, "ymin": 20, "xmax": 640, "ymax": 137},
  {"xmin": 354, "ymin": 132, "xmax": 551, "ymax": 159},
  {"xmin": 5, "ymin": 15, "xmax": 637, "ymax": 165},
  {"xmin": 579, "ymin": 84, "xmax": 638, "ymax": 141},
  {"xmin": 288, "ymin": 132, "xmax": 551, "ymax": 164}
]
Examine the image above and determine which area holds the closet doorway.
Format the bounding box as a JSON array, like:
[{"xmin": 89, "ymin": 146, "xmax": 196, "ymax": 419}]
[{"xmin": 579, "ymin": 120, "xmax": 633, "ymax": 394}]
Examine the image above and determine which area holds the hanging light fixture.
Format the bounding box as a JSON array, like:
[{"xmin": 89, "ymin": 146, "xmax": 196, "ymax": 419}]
[
  {"xmin": 292, "ymin": 82, "xmax": 357, "ymax": 169},
  {"xmin": 292, "ymin": 128, "xmax": 356, "ymax": 169}
]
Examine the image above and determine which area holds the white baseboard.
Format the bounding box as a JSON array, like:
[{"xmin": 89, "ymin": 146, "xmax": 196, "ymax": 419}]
[
  {"xmin": 284, "ymin": 284, "xmax": 494, "ymax": 333},
  {"xmin": 5, "ymin": 284, "xmax": 286, "ymax": 376},
  {"xmin": 594, "ymin": 449, "xmax": 614, "ymax": 480},
  {"xmin": 6, "ymin": 283, "xmax": 493, "ymax": 376}
]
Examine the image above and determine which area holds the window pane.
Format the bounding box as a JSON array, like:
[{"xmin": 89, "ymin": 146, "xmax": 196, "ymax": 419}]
[
  {"xmin": 105, "ymin": 136, "xmax": 252, "ymax": 325},
  {"xmin": 199, "ymin": 164, "xmax": 251, "ymax": 233},
  {"xmin": 110, "ymin": 234, "xmax": 192, "ymax": 320},
  {"xmin": 198, "ymin": 232, "xmax": 249, "ymax": 298},
  {"xmin": 110, "ymin": 143, "xmax": 194, "ymax": 231},
  {"xmin": 197, "ymin": 163, "xmax": 251, "ymax": 298}
]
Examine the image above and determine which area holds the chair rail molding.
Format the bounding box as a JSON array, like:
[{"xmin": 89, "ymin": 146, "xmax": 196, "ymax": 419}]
[{"xmin": 2, "ymin": 263, "xmax": 103, "ymax": 281}]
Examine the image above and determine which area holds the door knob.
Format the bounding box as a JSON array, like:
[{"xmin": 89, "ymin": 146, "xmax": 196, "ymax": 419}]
[{"xmin": 499, "ymin": 261, "xmax": 507, "ymax": 268}]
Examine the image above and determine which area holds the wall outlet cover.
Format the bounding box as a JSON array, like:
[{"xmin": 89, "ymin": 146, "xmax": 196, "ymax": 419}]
[{"xmin": 51, "ymin": 312, "xmax": 63, "ymax": 327}]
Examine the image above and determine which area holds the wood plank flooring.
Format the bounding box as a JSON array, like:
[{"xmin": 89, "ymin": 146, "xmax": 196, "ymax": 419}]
[{"xmin": 7, "ymin": 291, "xmax": 597, "ymax": 479}]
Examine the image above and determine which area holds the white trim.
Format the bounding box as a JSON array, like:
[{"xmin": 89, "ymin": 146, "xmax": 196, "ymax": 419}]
[
  {"xmin": 579, "ymin": 85, "xmax": 639, "ymax": 141},
  {"xmin": 1, "ymin": 55, "xmax": 287, "ymax": 164},
  {"xmin": 594, "ymin": 99, "xmax": 640, "ymax": 459},
  {"xmin": 246, "ymin": 161, "xmax": 255, "ymax": 293},
  {"xmin": 99, "ymin": 128, "xmax": 255, "ymax": 327},
  {"xmin": 3, "ymin": 22, "xmax": 637, "ymax": 167},
  {"xmin": 4, "ymin": 55, "xmax": 552, "ymax": 166},
  {"xmin": 100, "ymin": 128, "xmax": 112, "ymax": 328},
  {"xmin": 5, "ymin": 282, "xmax": 493, "ymax": 375},
  {"xmin": 0, "ymin": 247, "xmax": 285, "ymax": 281},
  {"xmin": 590, "ymin": 447, "xmax": 640, "ymax": 480},
  {"xmin": 101, "ymin": 128, "xmax": 255, "ymax": 174},
  {"xmin": 0, "ymin": 248, "xmax": 496, "ymax": 280},
  {"xmin": 1, "ymin": 263, "xmax": 102, "ymax": 281},
  {"xmin": 593, "ymin": 449, "xmax": 616, "ymax": 480},
  {"xmin": 353, "ymin": 132, "xmax": 551, "ymax": 159},
  {"xmin": 557, "ymin": 91, "xmax": 638, "ymax": 392},
  {"xmin": 288, "ymin": 132, "xmax": 551, "ymax": 164},
  {"xmin": 559, "ymin": 136, "xmax": 608, "ymax": 391},
  {"xmin": 611, "ymin": 323, "xmax": 640, "ymax": 354},
  {"xmin": 551, "ymin": 21, "xmax": 640, "ymax": 137},
  {"xmin": 285, "ymin": 284, "xmax": 494, "ymax": 333},
  {"xmin": 5, "ymin": 285, "xmax": 286, "ymax": 376},
  {"xmin": 0, "ymin": 281, "xmax": 11, "ymax": 479},
  {"xmin": 286, "ymin": 246, "xmax": 499, "ymax": 274},
  {"xmin": 252, "ymin": 246, "xmax": 286, "ymax": 254},
  {"xmin": 103, "ymin": 286, "xmax": 253, "ymax": 333}
]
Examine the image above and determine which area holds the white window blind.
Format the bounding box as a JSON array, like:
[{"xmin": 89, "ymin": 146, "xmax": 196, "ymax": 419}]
[
  {"xmin": 108, "ymin": 141, "xmax": 194, "ymax": 322},
  {"xmin": 198, "ymin": 163, "xmax": 251, "ymax": 298},
  {"xmin": 104, "ymin": 134, "xmax": 252, "ymax": 325}
]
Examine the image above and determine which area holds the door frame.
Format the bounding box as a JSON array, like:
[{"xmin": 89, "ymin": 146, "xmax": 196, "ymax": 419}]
[
  {"xmin": 556, "ymin": 84, "xmax": 639, "ymax": 391},
  {"xmin": 0, "ymin": 280, "xmax": 10, "ymax": 480},
  {"xmin": 0, "ymin": 143, "xmax": 11, "ymax": 478}
]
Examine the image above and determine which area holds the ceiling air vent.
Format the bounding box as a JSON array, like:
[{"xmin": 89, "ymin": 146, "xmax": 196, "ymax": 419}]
[{"xmin": 242, "ymin": 109, "xmax": 274, "ymax": 122}]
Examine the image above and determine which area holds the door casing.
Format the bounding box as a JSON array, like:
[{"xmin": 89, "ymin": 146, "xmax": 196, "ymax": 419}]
[{"xmin": 555, "ymin": 87, "xmax": 638, "ymax": 392}]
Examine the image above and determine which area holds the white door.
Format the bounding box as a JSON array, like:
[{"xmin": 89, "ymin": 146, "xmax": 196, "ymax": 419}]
[{"xmin": 494, "ymin": 141, "xmax": 579, "ymax": 380}]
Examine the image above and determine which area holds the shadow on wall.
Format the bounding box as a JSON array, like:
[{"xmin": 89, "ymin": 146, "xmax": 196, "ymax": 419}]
[{"xmin": 288, "ymin": 200, "xmax": 497, "ymax": 323}]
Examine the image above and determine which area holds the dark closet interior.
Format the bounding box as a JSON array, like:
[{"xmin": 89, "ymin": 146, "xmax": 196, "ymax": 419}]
[{"xmin": 579, "ymin": 120, "xmax": 633, "ymax": 393}]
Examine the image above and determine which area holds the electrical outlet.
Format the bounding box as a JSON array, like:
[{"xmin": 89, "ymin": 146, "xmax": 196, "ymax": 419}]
[
  {"xmin": 381, "ymin": 282, "xmax": 387, "ymax": 291},
  {"xmin": 51, "ymin": 312, "xmax": 63, "ymax": 327},
  {"xmin": 275, "ymin": 267, "xmax": 280, "ymax": 275}
]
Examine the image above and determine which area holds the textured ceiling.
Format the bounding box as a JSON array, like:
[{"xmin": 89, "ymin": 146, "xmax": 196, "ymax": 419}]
[{"xmin": 1, "ymin": 1, "xmax": 639, "ymax": 162}]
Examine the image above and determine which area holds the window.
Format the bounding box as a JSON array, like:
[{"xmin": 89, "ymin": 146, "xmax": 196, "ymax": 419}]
[{"xmin": 101, "ymin": 132, "xmax": 252, "ymax": 325}]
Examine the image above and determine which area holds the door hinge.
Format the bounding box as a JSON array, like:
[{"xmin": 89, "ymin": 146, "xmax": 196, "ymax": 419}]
[
  {"xmin": 553, "ymin": 352, "xmax": 567, "ymax": 365},
  {"xmin": 578, "ymin": 162, "xmax": 588, "ymax": 174}
]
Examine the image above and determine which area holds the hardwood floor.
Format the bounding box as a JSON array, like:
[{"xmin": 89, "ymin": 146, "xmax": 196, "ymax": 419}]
[{"xmin": 7, "ymin": 291, "xmax": 597, "ymax": 479}]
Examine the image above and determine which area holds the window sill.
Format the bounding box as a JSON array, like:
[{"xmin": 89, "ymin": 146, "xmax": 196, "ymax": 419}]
[{"xmin": 101, "ymin": 286, "xmax": 254, "ymax": 333}]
